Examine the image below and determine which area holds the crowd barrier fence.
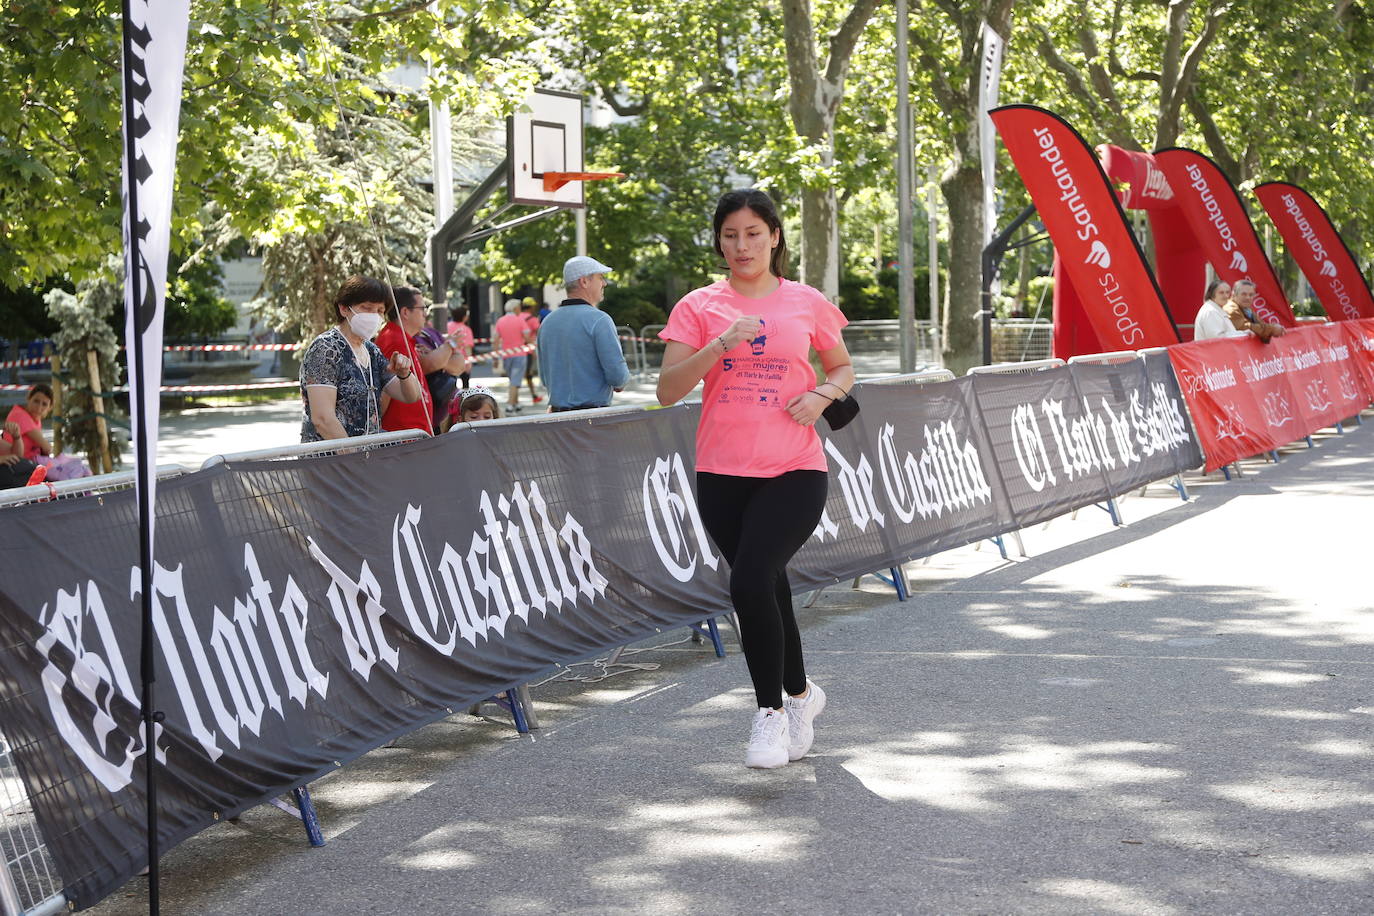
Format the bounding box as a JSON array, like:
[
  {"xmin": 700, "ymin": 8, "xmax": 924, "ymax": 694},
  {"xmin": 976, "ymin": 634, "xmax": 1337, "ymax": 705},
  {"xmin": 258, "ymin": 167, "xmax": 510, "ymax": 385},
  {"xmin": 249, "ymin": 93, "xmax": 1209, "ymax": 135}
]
[{"xmin": 0, "ymin": 347, "xmax": 1306, "ymax": 911}]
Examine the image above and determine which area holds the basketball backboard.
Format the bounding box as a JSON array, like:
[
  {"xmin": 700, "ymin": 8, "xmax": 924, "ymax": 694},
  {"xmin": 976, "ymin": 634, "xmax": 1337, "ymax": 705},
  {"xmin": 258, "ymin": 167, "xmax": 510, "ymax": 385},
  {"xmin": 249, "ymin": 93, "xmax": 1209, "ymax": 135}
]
[{"xmin": 508, "ymin": 88, "xmax": 586, "ymax": 208}]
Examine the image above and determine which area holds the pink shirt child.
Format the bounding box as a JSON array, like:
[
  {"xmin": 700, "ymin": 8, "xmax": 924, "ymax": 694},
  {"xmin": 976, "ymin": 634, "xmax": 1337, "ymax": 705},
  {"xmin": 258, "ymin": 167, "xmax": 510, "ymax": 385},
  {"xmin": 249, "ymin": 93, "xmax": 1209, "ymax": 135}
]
[
  {"xmin": 3, "ymin": 404, "xmax": 41, "ymax": 460},
  {"xmin": 661, "ymin": 278, "xmax": 847, "ymax": 477}
]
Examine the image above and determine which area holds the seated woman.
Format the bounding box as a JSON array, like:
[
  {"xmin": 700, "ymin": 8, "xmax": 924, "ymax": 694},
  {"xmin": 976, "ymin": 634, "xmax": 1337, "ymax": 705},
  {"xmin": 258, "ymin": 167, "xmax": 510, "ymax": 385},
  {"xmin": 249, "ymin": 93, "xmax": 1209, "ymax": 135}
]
[
  {"xmin": 2, "ymin": 383, "xmax": 91, "ymax": 480},
  {"xmin": 1192, "ymin": 281, "xmax": 1249, "ymax": 341}
]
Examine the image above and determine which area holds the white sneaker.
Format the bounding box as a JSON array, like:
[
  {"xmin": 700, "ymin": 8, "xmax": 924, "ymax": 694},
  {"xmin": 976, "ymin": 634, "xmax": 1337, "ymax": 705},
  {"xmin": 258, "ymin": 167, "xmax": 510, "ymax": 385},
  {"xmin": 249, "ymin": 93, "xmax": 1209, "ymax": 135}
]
[
  {"xmin": 745, "ymin": 707, "xmax": 790, "ymax": 769},
  {"xmin": 783, "ymin": 680, "xmax": 826, "ymax": 761}
]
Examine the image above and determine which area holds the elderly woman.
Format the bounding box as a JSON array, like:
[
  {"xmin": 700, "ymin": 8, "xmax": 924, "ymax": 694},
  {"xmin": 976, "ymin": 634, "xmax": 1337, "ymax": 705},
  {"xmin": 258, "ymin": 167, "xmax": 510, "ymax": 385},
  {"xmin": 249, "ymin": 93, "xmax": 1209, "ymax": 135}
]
[
  {"xmin": 1192, "ymin": 280, "xmax": 1247, "ymax": 341},
  {"xmin": 299, "ymin": 276, "xmax": 422, "ymax": 442},
  {"xmin": 2, "ymin": 383, "xmax": 91, "ymax": 480}
]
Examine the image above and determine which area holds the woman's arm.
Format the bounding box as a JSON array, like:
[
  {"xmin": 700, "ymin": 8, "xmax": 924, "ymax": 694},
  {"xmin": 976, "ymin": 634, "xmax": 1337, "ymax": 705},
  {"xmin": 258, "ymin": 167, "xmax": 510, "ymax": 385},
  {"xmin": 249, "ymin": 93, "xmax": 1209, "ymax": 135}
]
[
  {"xmin": 382, "ymin": 352, "xmax": 422, "ymax": 404},
  {"xmin": 415, "ymin": 339, "xmax": 450, "ymax": 374},
  {"xmin": 3, "ymin": 422, "xmax": 23, "ymax": 457},
  {"xmin": 785, "ymin": 340, "xmax": 857, "ymax": 427},
  {"xmin": 24, "ymin": 424, "xmax": 52, "ymax": 456},
  {"xmin": 306, "ymin": 386, "xmax": 349, "ymax": 440},
  {"xmin": 656, "ymin": 315, "xmax": 763, "ymax": 405}
]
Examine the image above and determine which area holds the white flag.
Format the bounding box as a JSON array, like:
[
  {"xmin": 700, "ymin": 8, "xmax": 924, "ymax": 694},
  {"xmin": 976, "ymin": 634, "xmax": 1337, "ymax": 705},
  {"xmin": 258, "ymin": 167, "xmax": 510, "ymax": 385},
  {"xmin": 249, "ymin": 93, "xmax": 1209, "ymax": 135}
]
[
  {"xmin": 978, "ymin": 22, "xmax": 1006, "ymax": 247},
  {"xmin": 121, "ymin": 0, "xmax": 190, "ymax": 542}
]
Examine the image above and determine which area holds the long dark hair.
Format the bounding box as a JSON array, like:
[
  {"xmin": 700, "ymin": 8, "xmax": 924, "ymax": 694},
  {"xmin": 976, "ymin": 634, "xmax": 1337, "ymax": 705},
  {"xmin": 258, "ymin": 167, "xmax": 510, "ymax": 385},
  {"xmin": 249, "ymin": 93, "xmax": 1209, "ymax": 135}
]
[{"xmin": 713, "ymin": 189, "xmax": 789, "ymax": 279}]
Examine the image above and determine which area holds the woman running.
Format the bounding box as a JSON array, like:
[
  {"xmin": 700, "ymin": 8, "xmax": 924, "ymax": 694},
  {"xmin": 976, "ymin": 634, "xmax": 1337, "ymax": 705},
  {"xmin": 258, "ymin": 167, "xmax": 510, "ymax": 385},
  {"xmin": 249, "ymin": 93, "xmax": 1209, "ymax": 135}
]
[{"xmin": 656, "ymin": 188, "xmax": 855, "ymax": 768}]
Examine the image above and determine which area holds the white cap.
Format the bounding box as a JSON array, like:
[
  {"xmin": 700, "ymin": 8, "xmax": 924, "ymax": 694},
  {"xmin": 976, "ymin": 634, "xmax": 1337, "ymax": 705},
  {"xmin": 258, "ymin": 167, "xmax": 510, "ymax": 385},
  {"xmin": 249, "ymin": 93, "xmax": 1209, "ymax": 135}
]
[{"xmin": 563, "ymin": 255, "xmax": 613, "ymax": 287}]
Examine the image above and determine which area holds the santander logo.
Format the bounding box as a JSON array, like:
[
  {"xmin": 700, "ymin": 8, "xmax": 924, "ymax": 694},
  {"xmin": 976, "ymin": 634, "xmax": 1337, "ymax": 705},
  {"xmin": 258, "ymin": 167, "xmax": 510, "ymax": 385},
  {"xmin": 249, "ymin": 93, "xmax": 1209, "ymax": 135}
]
[
  {"xmin": 1030, "ymin": 125, "xmax": 1144, "ymax": 346},
  {"xmin": 1085, "ymin": 241, "xmax": 1111, "ymax": 268},
  {"xmin": 1320, "ymin": 260, "xmax": 1338, "ymax": 278},
  {"xmin": 1229, "ymin": 250, "xmax": 1248, "ymax": 272}
]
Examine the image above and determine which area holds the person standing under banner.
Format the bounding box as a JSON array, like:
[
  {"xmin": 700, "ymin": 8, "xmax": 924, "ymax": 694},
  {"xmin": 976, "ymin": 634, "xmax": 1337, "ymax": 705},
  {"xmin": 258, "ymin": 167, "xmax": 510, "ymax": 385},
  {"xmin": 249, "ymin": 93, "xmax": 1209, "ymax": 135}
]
[{"xmin": 656, "ymin": 188, "xmax": 854, "ymax": 769}]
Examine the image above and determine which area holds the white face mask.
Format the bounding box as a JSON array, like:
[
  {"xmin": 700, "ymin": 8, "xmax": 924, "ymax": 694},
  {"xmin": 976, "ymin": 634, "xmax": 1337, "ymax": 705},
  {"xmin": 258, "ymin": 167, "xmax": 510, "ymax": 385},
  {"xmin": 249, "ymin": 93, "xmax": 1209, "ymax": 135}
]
[{"xmin": 347, "ymin": 309, "xmax": 383, "ymax": 339}]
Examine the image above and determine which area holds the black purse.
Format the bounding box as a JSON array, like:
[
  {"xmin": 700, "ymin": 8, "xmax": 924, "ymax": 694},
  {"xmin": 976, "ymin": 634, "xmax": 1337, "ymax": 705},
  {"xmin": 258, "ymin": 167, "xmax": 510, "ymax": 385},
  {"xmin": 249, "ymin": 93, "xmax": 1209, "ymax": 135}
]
[{"xmin": 822, "ymin": 389, "xmax": 860, "ymax": 431}]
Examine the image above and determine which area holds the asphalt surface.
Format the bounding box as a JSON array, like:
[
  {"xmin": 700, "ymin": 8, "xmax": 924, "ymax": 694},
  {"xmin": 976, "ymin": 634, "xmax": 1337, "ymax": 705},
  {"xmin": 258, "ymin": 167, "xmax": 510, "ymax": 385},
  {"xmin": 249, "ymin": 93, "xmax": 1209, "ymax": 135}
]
[{"xmin": 86, "ymin": 415, "xmax": 1374, "ymax": 916}]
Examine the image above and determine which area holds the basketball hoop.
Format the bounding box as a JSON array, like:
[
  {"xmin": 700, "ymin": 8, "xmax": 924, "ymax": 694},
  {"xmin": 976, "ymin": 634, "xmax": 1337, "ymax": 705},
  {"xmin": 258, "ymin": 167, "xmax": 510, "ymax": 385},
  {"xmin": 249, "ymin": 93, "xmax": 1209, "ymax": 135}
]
[{"xmin": 542, "ymin": 171, "xmax": 625, "ymax": 193}]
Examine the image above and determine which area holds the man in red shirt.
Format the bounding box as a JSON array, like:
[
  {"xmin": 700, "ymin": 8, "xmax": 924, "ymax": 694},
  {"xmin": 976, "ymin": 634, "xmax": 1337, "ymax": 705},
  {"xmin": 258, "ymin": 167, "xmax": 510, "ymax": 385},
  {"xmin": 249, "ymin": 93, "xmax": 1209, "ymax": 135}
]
[
  {"xmin": 377, "ymin": 287, "xmax": 464, "ymax": 433},
  {"xmin": 493, "ymin": 298, "xmax": 533, "ymax": 413}
]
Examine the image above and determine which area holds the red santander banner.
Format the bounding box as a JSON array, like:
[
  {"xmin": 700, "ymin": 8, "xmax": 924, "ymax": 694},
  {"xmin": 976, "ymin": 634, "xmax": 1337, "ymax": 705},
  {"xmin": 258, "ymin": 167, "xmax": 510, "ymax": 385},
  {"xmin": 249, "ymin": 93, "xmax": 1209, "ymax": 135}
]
[
  {"xmin": 1343, "ymin": 318, "xmax": 1374, "ymax": 394},
  {"xmin": 1254, "ymin": 182, "xmax": 1374, "ymax": 321},
  {"xmin": 1169, "ymin": 326, "xmax": 1372, "ymax": 470},
  {"xmin": 1154, "ymin": 148, "xmax": 1296, "ymax": 328},
  {"xmin": 992, "ymin": 105, "xmax": 1179, "ymax": 352}
]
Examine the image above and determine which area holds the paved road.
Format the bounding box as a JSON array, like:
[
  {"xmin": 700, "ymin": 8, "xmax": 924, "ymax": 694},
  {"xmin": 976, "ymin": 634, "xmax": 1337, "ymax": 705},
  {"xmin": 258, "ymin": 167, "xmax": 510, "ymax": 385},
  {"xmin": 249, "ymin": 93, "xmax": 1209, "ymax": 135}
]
[{"xmin": 86, "ymin": 416, "xmax": 1374, "ymax": 915}]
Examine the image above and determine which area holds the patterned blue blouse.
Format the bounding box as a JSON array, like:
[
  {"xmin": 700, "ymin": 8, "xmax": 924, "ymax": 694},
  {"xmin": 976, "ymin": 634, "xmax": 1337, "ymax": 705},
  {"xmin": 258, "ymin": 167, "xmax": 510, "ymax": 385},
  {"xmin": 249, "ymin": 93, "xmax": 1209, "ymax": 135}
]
[{"xmin": 299, "ymin": 328, "xmax": 393, "ymax": 442}]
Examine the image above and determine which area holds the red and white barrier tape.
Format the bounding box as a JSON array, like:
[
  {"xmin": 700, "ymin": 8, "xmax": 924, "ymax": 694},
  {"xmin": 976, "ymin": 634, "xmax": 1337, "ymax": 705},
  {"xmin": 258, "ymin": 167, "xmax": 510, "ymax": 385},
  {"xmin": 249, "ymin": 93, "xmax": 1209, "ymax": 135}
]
[
  {"xmin": 467, "ymin": 344, "xmax": 536, "ymax": 365},
  {"xmin": 0, "ymin": 356, "xmax": 51, "ymax": 369},
  {"xmin": 163, "ymin": 343, "xmax": 304, "ymax": 352}
]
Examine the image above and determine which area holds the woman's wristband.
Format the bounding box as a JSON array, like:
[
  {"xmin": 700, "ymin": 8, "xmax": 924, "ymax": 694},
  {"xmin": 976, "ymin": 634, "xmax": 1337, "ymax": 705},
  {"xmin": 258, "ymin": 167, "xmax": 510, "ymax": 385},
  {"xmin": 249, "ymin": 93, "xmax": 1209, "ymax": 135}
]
[
  {"xmin": 716, "ymin": 335, "xmax": 729, "ymax": 353},
  {"xmin": 808, "ymin": 389, "xmax": 835, "ymax": 401},
  {"xmin": 818, "ymin": 380, "xmax": 848, "ymax": 397},
  {"xmin": 396, "ymin": 370, "xmax": 413, "ymax": 380}
]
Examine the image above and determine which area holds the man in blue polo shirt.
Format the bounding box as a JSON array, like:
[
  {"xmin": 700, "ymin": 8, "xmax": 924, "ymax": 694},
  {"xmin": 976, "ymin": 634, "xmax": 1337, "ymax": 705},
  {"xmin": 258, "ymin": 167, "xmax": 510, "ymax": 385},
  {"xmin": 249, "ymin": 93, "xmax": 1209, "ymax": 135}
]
[{"xmin": 537, "ymin": 256, "xmax": 631, "ymax": 411}]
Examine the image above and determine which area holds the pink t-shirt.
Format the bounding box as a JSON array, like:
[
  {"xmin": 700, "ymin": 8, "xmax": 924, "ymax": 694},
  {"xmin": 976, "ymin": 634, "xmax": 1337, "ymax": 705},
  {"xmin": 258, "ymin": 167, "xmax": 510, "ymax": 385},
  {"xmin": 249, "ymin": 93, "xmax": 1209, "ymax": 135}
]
[
  {"xmin": 494, "ymin": 313, "xmax": 529, "ymax": 351},
  {"xmin": 3, "ymin": 404, "xmax": 41, "ymax": 460},
  {"xmin": 661, "ymin": 279, "xmax": 847, "ymax": 477},
  {"xmin": 447, "ymin": 322, "xmax": 474, "ymax": 354}
]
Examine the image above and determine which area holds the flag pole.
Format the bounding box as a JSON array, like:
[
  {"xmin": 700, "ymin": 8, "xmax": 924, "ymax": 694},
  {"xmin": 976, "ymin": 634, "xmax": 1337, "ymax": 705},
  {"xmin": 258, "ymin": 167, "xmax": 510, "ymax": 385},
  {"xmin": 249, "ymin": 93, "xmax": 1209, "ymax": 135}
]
[{"xmin": 119, "ymin": 1, "xmax": 161, "ymax": 911}]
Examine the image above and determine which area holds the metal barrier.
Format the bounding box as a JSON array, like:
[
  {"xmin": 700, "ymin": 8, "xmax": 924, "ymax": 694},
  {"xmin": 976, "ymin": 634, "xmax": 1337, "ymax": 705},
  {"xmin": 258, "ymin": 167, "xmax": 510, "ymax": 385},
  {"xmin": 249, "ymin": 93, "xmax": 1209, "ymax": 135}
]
[
  {"xmin": 965, "ymin": 357, "xmax": 1065, "ymax": 376},
  {"xmin": 1064, "ymin": 350, "xmax": 1190, "ymax": 507},
  {"xmin": 201, "ymin": 429, "xmax": 430, "ymax": 467},
  {"xmin": 0, "ymin": 468, "xmax": 200, "ymax": 913},
  {"xmin": 964, "ymin": 357, "xmax": 1069, "ymax": 555},
  {"xmin": 639, "ymin": 324, "xmax": 667, "ymax": 374},
  {"xmin": 0, "ymin": 464, "xmax": 190, "ymax": 510},
  {"xmin": 615, "ymin": 325, "xmax": 645, "ymax": 381},
  {"xmin": 0, "ymin": 734, "xmax": 65, "ymax": 916},
  {"xmin": 990, "ymin": 319, "xmax": 1053, "ymax": 363}
]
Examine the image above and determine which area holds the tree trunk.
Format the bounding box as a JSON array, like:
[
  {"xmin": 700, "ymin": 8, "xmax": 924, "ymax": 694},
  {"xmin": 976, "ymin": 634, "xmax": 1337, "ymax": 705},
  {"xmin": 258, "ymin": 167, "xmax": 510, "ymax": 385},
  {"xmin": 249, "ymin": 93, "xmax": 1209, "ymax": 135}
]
[
  {"xmin": 799, "ymin": 183, "xmax": 840, "ymax": 300},
  {"xmin": 941, "ymin": 161, "xmax": 984, "ymax": 374}
]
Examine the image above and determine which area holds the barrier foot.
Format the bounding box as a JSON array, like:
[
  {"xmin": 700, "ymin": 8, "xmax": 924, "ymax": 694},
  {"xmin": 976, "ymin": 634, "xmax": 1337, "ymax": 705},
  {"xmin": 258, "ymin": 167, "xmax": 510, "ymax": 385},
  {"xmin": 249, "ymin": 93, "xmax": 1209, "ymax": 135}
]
[
  {"xmin": 1101, "ymin": 497, "xmax": 1123, "ymax": 527},
  {"xmin": 1170, "ymin": 474, "xmax": 1190, "ymax": 502},
  {"xmin": 868, "ymin": 568, "xmax": 906, "ymax": 601},
  {"xmin": 688, "ymin": 617, "xmax": 727, "ymax": 657},
  {"xmin": 474, "ymin": 689, "xmax": 534, "ymax": 734},
  {"xmin": 1011, "ymin": 529, "xmax": 1028, "ymax": 557},
  {"xmin": 268, "ymin": 785, "xmax": 326, "ymax": 847},
  {"xmin": 802, "ymin": 587, "xmax": 826, "ymax": 608},
  {"xmin": 988, "ymin": 534, "xmax": 1009, "ymax": 560}
]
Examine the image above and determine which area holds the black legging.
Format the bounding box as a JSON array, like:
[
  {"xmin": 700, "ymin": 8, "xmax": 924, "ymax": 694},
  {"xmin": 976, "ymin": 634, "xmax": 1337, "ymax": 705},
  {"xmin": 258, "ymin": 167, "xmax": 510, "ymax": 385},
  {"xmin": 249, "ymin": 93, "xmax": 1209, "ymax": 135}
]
[{"xmin": 696, "ymin": 470, "xmax": 829, "ymax": 709}]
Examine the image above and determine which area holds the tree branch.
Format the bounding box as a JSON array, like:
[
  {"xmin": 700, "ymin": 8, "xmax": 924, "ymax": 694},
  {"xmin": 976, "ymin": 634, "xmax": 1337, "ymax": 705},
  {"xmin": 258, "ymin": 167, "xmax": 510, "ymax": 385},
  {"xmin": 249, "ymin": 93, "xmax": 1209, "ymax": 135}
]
[
  {"xmin": 329, "ymin": 1, "xmax": 431, "ymax": 24},
  {"xmin": 909, "ymin": 29, "xmax": 959, "ymax": 114},
  {"xmin": 1185, "ymin": 91, "xmax": 1239, "ymax": 179},
  {"xmin": 823, "ymin": 0, "xmax": 886, "ymax": 87},
  {"xmin": 1034, "ymin": 24, "xmax": 1141, "ymax": 149},
  {"xmin": 597, "ymin": 84, "xmax": 649, "ymax": 117}
]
